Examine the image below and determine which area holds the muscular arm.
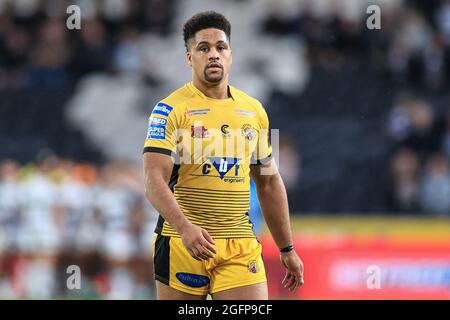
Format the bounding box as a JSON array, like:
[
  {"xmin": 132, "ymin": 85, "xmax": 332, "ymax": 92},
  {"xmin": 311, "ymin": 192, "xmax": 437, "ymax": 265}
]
[
  {"xmin": 143, "ymin": 152, "xmax": 216, "ymax": 260},
  {"xmin": 250, "ymin": 160, "xmax": 292, "ymax": 248},
  {"xmin": 250, "ymin": 159, "xmax": 304, "ymax": 291},
  {"xmin": 143, "ymin": 152, "xmax": 189, "ymax": 232}
]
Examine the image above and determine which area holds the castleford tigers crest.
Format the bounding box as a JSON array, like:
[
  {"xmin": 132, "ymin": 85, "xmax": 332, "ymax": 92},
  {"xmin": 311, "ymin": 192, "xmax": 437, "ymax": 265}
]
[
  {"xmin": 221, "ymin": 124, "xmax": 231, "ymax": 137},
  {"xmin": 241, "ymin": 124, "xmax": 256, "ymax": 141},
  {"xmin": 248, "ymin": 260, "xmax": 259, "ymax": 274}
]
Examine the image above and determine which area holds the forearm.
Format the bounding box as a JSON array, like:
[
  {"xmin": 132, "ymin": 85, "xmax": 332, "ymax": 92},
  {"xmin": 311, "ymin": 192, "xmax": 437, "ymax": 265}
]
[
  {"xmin": 256, "ymin": 173, "xmax": 293, "ymax": 249},
  {"xmin": 145, "ymin": 174, "xmax": 191, "ymax": 233}
]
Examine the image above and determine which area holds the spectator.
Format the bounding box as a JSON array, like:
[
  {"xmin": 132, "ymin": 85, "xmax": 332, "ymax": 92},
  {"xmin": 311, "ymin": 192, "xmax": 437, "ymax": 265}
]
[
  {"xmin": 139, "ymin": 0, "xmax": 175, "ymax": 35},
  {"xmin": 387, "ymin": 148, "xmax": 421, "ymax": 213},
  {"xmin": 387, "ymin": 94, "xmax": 415, "ymax": 142},
  {"xmin": 398, "ymin": 99, "xmax": 444, "ymax": 159},
  {"xmin": 260, "ymin": 0, "xmax": 296, "ymax": 36},
  {"xmin": 27, "ymin": 19, "xmax": 71, "ymax": 87},
  {"xmin": 420, "ymin": 152, "xmax": 450, "ymax": 216},
  {"xmin": 434, "ymin": 0, "xmax": 450, "ymax": 46},
  {"xmin": 388, "ymin": 9, "xmax": 432, "ymax": 86},
  {"xmin": 423, "ymin": 33, "xmax": 446, "ymax": 90},
  {"xmin": 0, "ymin": 24, "xmax": 30, "ymax": 88},
  {"xmin": 69, "ymin": 18, "xmax": 113, "ymax": 80},
  {"xmin": 113, "ymin": 26, "xmax": 142, "ymax": 76}
]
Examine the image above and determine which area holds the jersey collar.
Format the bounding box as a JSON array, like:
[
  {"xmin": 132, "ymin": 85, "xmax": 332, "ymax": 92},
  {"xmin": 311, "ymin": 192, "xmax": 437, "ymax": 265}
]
[{"xmin": 188, "ymin": 81, "xmax": 236, "ymax": 102}]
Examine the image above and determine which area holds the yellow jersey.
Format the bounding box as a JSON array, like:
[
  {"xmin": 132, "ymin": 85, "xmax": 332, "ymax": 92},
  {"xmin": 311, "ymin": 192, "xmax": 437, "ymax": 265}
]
[{"xmin": 143, "ymin": 82, "xmax": 272, "ymax": 238}]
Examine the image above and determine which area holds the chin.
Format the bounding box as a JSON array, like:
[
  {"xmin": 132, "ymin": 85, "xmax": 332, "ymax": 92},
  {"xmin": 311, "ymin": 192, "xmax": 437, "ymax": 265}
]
[
  {"xmin": 205, "ymin": 76, "xmax": 223, "ymax": 84},
  {"xmin": 204, "ymin": 70, "xmax": 224, "ymax": 83}
]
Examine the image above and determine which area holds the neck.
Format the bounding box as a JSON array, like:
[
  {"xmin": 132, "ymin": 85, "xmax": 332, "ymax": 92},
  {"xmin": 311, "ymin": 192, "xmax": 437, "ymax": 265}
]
[{"xmin": 192, "ymin": 77, "xmax": 230, "ymax": 100}]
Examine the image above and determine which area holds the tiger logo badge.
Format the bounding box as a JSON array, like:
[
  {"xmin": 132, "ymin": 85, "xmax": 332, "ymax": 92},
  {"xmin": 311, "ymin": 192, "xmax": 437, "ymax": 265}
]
[
  {"xmin": 248, "ymin": 261, "xmax": 259, "ymax": 274},
  {"xmin": 241, "ymin": 124, "xmax": 256, "ymax": 141}
]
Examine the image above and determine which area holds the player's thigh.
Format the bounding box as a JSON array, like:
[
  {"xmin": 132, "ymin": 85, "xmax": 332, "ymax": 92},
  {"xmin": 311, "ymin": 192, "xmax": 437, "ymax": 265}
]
[
  {"xmin": 211, "ymin": 282, "xmax": 268, "ymax": 300},
  {"xmin": 209, "ymin": 238, "xmax": 267, "ymax": 298},
  {"xmin": 153, "ymin": 233, "xmax": 210, "ymax": 296},
  {"xmin": 156, "ymin": 280, "xmax": 207, "ymax": 300}
]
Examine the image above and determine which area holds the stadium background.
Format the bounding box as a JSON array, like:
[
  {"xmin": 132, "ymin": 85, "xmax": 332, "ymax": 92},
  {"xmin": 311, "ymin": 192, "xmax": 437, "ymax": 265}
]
[{"xmin": 1, "ymin": 0, "xmax": 450, "ymax": 299}]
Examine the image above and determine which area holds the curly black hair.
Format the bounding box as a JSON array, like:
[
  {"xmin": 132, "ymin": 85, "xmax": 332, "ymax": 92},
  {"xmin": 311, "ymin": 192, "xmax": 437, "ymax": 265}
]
[{"xmin": 183, "ymin": 11, "xmax": 231, "ymax": 51}]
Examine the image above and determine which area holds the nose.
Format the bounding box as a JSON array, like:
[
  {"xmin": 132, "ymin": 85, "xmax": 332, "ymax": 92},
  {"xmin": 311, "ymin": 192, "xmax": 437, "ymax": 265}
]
[{"xmin": 208, "ymin": 47, "xmax": 220, "ymax": 61}]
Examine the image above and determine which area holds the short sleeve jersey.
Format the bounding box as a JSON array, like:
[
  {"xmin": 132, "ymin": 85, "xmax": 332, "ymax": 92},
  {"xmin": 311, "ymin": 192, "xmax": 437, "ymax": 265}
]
[{"xmin": 144, "ymin": 82, "xmax": 272, "ymax": 238}]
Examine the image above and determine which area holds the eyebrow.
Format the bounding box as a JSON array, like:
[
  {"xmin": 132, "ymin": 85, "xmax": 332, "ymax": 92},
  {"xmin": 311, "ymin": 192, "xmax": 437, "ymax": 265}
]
[{"xmin": 196, "ymin": 40, "xmax": 228, "ymax": 47}]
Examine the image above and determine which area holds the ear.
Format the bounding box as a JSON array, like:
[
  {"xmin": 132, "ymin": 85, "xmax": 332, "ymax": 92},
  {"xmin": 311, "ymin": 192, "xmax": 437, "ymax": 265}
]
[{"xmin": 186, "ymin": 51, "xmax": 192, "ymax": 67}]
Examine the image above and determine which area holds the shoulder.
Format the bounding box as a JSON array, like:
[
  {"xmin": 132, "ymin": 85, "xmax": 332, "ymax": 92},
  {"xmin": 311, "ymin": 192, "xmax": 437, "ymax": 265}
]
[{"xmin": 153, "ymin": 83, "xmax": 194, "ymax": 115}]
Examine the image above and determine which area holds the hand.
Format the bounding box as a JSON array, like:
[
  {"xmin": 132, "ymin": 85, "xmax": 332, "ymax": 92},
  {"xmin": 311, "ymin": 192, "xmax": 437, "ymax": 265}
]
[
  {"xmin": 280, "ymin": 250, "xmax": 304, "ymax": 292},
  {"xmin": 179, "ymin": 222, "xmax": 217, "ymax": 261}
]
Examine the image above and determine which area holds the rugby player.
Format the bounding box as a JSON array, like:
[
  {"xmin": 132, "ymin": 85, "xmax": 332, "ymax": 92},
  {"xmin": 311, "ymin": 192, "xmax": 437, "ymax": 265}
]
[{"xmin": 143, "ymin": 11, "xmax": 304, "ymax": 300}]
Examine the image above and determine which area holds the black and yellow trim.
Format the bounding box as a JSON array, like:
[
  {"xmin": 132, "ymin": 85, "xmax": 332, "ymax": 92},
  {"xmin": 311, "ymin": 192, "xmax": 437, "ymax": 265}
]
[
  {"xmin": 251, "ymin": 153, "xmax": 273, "ymax": 166},
  {"xmin": 161, "ymin": 184, "xmax": 255, "ymax": 238},
  {"xmin": 153, "ymin": 234, "xmax": 170, "ymax": 285},
  {"xmin": 143, "ymin": 147, "xmax": 175, "ymax": 157}
]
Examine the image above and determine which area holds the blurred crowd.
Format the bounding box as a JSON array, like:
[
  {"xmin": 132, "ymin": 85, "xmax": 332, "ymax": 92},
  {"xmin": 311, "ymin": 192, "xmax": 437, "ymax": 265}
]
[
  {"xmin": 260, "ymin": 0, "xmax": 450, "ymax": 215},
  {"xmin": 0, "ymin": 154, "xmax": 157, "ymax": 299},
  {"xmin": 386, "ymin": 96, "xmax": 450, "ymax": 215},
  {"xmin": 1, "ymin": 0, "xmax": 450, "ymax": 89},
  {"xmin": 0, "ymin": 0, "xmax": 177, "ymax": 89},
  {"xmin": 261, "ymin": 0, "xmax": 450, "ymax": 91}
]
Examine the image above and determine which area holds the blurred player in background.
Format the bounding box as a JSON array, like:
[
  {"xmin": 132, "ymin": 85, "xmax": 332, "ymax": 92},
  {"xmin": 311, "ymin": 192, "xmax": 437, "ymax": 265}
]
[
  {"xmin": 143, "ymin": 11, "xmax": 304, "ymax": 300},
  {"xmin": 249, "ymin": 179, "xmax": 263, "ymax": 236},
  {"xmin": 0, "ymin": 160, "xmax": 21, "ymax": 297},
  {"xmin": 17, "ymin": 154, "xmax": 60, "ymax": 298}
]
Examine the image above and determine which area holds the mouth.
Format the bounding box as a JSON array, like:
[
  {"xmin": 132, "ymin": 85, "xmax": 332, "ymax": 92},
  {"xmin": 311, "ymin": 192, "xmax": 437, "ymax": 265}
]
[
  {"xmin": 207, "ymin": 63, "xmax": 223, "ymax": 70},
  {"xmin": 207, "ymin": 68, "xmax": 222, "ymax": 73}
]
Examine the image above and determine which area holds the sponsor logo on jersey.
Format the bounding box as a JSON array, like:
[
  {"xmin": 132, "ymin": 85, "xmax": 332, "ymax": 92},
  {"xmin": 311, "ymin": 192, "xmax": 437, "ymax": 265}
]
[
  {"xmin": 241, "ymin": 124, "xmax": 256, "ymax": 141},
  {"xmin": 152, "ymin": 102, "xmax": 173, "ymax": 117},
  {"xmin": 176, "ymin": 273, "xmax": 210, "ymax": 288},
  {"xmin": 235, "ymin": 109, "xmax": 255, "ymax": 117},
  {"xmin": 221, "ymin": 124, "xmax": 231, "ymax": 138},
  {"xmin": 202, "ymin": 157, "xmax": 240, "ymax": 178},
  {"xmin": 150, "ymin": 116, "xmax": 167, "ymax": 126},
  {"xmin": 196, "ymin": 157, "xmax": 245, "ymax": 183},
  {"xmin": 191, "ymin": 125, "xmax": 210, "ymax": 139},
  {"xmin": 186, "ymin": 108, "xmax": 210, "ymax": 116}
]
